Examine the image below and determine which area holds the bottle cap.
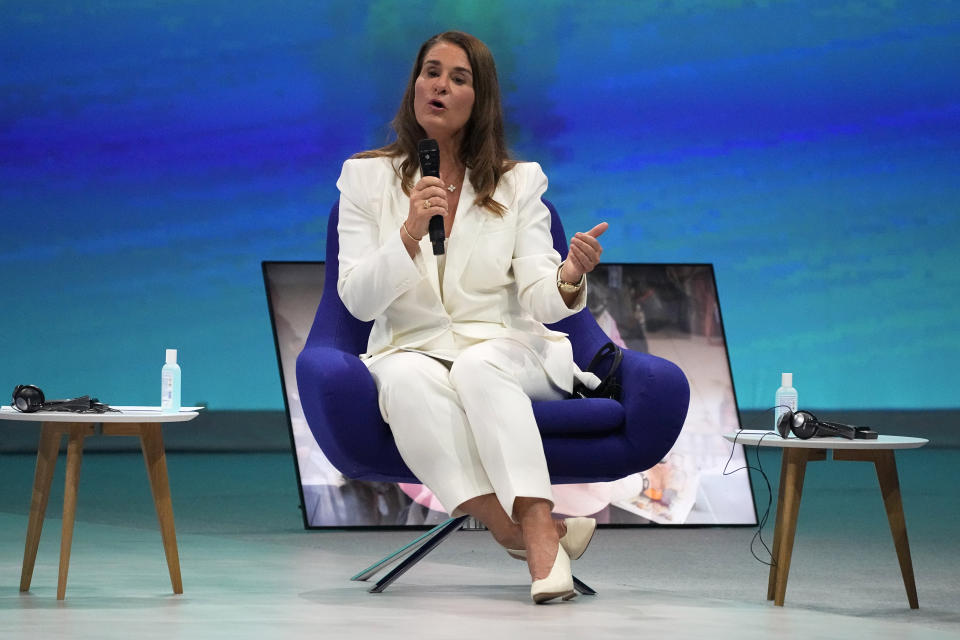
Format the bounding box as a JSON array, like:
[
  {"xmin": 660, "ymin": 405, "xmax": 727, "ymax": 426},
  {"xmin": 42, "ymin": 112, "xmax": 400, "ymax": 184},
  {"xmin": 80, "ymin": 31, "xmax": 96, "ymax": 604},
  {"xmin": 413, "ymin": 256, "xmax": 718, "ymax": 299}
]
[
  {"xmin": 781, "ymin": 372, "xmax": 792, "ymax": 387},
  {"xmin": 166, "ymin": 349, "xmax": 178, "ymax": 365}
]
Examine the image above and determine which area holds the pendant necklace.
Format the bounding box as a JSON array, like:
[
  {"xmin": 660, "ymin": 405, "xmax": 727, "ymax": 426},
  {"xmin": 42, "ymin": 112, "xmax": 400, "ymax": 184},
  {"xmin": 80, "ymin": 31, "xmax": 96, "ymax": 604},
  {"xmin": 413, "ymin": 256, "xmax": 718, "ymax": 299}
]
[{"xmin": 445, "ymin": 168, "xmax": 465, "ymax": 193}]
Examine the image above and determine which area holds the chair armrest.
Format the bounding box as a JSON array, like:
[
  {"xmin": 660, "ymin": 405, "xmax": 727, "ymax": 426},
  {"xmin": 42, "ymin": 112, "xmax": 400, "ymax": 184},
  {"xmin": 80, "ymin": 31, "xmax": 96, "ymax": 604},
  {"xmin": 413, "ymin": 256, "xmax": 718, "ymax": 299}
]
[
  {"xmin": 617, "ymin": 348, "xmax": 690, "ymax": 469},
  {"xmin": 296, "ymin": 345, "xmax": 410, "ymax": 480}
]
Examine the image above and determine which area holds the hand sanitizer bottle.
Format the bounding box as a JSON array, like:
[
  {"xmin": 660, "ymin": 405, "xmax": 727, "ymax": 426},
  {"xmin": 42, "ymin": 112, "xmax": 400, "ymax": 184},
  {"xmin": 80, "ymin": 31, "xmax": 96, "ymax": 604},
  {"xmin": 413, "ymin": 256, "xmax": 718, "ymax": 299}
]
[
  {"xmin": 161, "ymin": 349, "xmax": 181, "ymax": 414},
  {"xmin": 774, "ymin": 372, "xmax": 798, "ymax": 431}
]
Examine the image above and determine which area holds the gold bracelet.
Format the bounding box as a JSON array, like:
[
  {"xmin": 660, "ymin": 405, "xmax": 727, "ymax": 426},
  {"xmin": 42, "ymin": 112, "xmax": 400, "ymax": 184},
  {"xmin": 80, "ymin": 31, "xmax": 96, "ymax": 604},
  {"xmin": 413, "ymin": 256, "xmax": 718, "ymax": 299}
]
[{"xmin": 402, "ymin": 222, "xmax": 422, "ymax": 243}]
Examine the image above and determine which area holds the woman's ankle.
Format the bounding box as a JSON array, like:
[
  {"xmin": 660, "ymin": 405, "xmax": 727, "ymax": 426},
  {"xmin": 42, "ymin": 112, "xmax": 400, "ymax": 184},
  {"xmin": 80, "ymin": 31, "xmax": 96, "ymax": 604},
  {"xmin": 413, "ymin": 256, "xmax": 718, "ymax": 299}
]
[
  {"xmin": 525, "ymin": 532, "xmax": 560, "ymax": 580},
  {"xmin": 490, "ymin": 526, "xmax": 524, "ymax": 550}
]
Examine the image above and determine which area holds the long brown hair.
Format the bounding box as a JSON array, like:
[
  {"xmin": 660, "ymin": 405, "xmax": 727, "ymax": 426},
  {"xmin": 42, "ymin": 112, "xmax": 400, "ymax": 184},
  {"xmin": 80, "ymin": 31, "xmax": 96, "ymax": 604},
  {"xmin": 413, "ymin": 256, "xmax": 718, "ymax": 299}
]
[{"xmin": 354, "ymin": 31, "xmax": 516, "ymax": 215}]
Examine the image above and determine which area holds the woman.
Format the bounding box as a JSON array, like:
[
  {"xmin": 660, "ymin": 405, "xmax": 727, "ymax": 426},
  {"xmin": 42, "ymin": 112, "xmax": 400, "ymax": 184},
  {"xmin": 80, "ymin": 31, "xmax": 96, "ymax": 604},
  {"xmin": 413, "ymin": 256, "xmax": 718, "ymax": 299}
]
[{"xmin": 336, "ymin": 31, "xmax": 608, "ymax": 603}]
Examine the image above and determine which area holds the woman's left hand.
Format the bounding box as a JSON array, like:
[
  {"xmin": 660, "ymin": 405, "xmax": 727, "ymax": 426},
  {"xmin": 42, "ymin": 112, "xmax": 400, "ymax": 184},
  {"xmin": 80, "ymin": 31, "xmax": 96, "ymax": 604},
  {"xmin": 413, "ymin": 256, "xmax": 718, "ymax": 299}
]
[{"xmin": 561, "ymin": 222, "xmax": 609, "ymax": 283}]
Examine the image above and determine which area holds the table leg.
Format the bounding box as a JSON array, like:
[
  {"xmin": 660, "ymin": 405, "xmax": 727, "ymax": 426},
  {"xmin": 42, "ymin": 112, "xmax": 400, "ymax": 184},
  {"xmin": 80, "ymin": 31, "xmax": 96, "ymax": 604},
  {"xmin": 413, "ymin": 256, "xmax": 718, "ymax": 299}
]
[
  {"xmin": 58, "ymin": 425, "xmax": 88, "ymax": 600},
  {"xmin": 766, "ymin": 449, "xmax": 791, "ymax": 600},
  {"xmin": 833, "ymin": 449, "xmax": 920, "ymax": 609},
  {"xmin": 832, "ymin": 449, "xmax": 919, "ymax": 608},
  {"xmin": 20, "ymin": 424, "xmax": 62, "ymax": 592},
  {"xmin": 139, "ymin": 423, "xmax": 183, "ymax": 594},
  {"xmin": 874, "ymin": 451, "xmax": 919, "ymax": 609},
  {"xmin": 772, "ymin": 448, "xmax": 825, "ymax": 606}
]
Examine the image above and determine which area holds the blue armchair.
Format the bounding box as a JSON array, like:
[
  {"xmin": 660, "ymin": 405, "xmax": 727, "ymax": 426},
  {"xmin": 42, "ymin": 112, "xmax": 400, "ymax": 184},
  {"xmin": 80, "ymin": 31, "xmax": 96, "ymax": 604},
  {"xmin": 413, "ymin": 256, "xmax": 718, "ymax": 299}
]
[{"xmin": 296, "ymin": 199, "xmax": 690, "ymax": 593}]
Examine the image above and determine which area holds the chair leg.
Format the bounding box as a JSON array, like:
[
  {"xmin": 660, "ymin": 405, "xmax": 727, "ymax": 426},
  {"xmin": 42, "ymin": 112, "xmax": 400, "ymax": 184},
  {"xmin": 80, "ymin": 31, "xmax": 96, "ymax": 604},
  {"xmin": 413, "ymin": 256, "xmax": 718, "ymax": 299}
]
[
  {"xmin": 572, "ymin": 575, "xmax": 597, "ymax": 596},
  {"xmin": 351, "ymin": 516, "xmax": 468, "ymax": 582},
  {"xmin": 366, "ymin": 516, "xmax": 467, "ymax": 593},
  {"xmin": 352, "ymin": 514, "xmax": 598, "ymax": 595}
]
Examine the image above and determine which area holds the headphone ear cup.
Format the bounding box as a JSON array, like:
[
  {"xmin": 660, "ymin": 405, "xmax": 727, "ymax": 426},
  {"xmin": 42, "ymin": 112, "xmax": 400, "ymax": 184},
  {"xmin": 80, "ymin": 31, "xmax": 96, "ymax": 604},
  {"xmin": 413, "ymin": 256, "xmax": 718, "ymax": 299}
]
[
  {"xmin": 792, "ymin": 411, "xmax": 819, "ymax": 439},
  {"xmin": 776, "ymin": 410, "xmax": 793, "ymax": 438},
  {"xmin": 12, "ymin": 385, "xmax": 45, "ymax": 413}
]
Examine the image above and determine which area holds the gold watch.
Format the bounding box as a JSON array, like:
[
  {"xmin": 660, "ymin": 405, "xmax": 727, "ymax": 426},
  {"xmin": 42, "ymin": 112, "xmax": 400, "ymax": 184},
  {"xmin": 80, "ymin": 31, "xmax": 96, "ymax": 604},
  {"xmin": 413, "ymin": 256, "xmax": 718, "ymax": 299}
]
[{"xmin": 557, "ymin": 261, "xmax": 585, "ymax": 293}]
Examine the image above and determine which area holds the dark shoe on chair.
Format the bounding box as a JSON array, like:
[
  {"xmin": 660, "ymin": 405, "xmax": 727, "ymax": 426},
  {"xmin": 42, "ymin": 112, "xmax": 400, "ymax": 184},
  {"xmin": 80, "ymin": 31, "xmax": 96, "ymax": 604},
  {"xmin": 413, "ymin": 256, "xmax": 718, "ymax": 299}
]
[{"xmin": 508, "ymin": 517, "xmax": 596, "ymax": 561}]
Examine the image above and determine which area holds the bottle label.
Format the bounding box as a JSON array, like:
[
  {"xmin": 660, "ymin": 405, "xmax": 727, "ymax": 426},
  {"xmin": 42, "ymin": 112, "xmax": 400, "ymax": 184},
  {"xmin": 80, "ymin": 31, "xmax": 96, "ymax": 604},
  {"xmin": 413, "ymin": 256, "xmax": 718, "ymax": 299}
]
[{"xmin": 162, "ymin": 372, "xmax": 173, "ymax": 408}]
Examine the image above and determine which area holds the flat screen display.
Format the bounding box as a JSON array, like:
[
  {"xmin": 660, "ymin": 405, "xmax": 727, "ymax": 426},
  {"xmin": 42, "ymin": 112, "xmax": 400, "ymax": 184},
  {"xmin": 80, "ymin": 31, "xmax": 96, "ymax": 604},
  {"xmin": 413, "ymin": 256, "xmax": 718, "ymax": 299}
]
[{"xmin": 264, "ymin": 261, "xmax": 756, "ymax": 528}]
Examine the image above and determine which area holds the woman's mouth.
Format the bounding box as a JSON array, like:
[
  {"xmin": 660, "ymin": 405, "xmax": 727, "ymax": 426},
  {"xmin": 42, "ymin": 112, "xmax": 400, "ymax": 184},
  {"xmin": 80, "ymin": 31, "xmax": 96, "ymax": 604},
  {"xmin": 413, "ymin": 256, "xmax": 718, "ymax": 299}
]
[{"xmin": 428, "ymin": 99, "xmax": 446, "ymax": 110}]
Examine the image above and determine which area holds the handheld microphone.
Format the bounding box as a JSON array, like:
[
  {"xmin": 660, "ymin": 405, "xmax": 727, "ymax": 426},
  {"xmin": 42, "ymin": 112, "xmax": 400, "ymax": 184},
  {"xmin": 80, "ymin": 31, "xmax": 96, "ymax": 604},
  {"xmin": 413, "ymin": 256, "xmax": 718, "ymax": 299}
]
[{"xmin": 417, "ymin": 138, "xmax": 445, "ymax": 255}]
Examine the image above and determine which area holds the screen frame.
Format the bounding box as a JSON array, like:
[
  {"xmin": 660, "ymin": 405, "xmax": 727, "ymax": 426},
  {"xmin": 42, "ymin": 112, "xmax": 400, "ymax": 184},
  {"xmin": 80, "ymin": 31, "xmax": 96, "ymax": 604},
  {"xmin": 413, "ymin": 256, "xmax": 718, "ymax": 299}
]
[{"xmin": 263, "ymin": 260, "xmax": 758, "ymax": 530}]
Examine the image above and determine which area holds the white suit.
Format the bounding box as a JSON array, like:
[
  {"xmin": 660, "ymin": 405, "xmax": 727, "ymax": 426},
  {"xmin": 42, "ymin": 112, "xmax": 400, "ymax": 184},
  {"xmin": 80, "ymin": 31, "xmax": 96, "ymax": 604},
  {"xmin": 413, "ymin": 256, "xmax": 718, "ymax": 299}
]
[{"xmin": 336, "ymin": 156, "xmax": 592, "ymax": 517}]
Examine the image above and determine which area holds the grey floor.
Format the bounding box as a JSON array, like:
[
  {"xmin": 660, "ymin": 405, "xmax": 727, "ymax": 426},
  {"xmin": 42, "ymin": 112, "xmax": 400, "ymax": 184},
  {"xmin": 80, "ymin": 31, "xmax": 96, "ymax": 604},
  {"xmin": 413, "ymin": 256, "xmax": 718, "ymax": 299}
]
[{"xmin": 1, "ymin": 447, "xmax": 958, "ymax": 639}]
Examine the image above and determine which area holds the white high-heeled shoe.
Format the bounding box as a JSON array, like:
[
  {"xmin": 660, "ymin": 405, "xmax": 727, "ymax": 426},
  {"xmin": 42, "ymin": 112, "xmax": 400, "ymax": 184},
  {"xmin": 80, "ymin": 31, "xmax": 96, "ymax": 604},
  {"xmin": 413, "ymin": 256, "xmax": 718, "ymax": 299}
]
[
  {"xmin": 530, "ymin": 544, "xmax": 577, "ymax": 604},
  {"xmin": 507, "ymin": 517, "xmax": 596, "ymax": 561}
]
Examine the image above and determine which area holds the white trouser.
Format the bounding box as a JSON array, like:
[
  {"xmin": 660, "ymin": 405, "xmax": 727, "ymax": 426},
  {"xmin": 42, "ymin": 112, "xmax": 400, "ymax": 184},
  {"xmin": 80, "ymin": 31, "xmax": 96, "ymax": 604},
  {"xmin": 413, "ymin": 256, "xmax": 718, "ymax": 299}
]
[{"xmin": 367, "ymin": 338, "xmax": 566, "ymax": 520}]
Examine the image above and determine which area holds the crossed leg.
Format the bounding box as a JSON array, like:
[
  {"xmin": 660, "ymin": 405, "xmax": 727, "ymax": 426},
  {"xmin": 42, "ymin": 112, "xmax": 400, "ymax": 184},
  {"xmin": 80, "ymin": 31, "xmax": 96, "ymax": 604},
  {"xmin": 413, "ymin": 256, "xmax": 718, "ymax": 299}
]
[{"xmin": 369, "ymin": 339, "xmax": 568, "ymax": 580}]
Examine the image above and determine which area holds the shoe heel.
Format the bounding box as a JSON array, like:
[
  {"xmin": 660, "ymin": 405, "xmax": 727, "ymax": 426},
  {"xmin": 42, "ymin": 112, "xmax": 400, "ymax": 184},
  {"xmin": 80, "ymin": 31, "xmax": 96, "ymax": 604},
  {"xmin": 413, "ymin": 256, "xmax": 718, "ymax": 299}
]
[{"xmin": 561, "ymin": 517, "xmax": 597, "ymax": 561}]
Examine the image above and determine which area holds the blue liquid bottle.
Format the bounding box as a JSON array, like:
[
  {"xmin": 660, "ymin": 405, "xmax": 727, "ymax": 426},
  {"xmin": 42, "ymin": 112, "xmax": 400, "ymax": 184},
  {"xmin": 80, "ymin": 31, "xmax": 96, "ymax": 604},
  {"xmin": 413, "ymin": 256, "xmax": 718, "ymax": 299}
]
[{"xmin": 161, "ymin": 349, "xmax": 182, "ymax": 414}]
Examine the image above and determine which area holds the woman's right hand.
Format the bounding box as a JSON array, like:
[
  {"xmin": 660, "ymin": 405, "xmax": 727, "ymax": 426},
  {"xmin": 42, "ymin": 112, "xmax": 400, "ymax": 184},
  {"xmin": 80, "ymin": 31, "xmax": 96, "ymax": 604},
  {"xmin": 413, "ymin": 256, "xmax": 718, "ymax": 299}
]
[{"xmin": 405, "ymin": 176, "xmax": 449, "ymax": 240}]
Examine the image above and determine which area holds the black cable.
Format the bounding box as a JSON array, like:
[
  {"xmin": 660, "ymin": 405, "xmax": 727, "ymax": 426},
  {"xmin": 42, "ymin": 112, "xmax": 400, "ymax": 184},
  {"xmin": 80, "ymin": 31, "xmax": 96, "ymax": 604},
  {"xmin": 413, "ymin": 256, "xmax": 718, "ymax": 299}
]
[{"xmin": 722, "ymin": 429, "xmax": 779, "ymax": 567}]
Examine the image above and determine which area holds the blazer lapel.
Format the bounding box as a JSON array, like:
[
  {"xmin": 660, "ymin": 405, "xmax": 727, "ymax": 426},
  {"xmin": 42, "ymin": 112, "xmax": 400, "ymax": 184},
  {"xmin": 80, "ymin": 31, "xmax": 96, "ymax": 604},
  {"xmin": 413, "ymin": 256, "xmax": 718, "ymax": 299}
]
[{"xmin": 443, "ymin": 169, "xmax": 486, "ymax": 295}]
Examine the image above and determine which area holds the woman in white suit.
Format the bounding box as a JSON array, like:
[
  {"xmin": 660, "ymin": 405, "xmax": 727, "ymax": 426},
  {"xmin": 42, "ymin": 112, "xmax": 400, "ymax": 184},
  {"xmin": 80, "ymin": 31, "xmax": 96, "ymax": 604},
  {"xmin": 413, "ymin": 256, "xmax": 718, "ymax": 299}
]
[{"xmin": 336, "ymin": 31, "xmax": 608, "ymax": 603}]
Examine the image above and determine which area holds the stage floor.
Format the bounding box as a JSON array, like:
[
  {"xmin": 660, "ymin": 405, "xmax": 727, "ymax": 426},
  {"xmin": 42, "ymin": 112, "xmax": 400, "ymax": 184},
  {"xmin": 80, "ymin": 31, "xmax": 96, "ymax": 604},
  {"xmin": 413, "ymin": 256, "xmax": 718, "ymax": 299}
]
[{"xmin": 1, "ymin": 449, "xmax": 958, "ymax": 639}]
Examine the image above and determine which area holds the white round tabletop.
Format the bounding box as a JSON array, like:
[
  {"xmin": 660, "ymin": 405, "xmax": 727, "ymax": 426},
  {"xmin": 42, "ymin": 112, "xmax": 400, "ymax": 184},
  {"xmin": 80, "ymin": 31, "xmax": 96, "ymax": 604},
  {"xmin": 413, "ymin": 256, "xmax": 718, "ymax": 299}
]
[
  {"xmin": 0, "ymin": 406, "xmax": 200, "ymax": 424},
  {"xmin": 723, "ymin": 430, "xmax": 928, "ymax": 449}
]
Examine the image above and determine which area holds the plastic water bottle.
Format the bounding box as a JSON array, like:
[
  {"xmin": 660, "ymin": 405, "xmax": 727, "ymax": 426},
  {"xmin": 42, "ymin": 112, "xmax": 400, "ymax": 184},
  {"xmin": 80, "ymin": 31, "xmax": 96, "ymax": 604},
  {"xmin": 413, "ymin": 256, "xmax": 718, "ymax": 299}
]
[
  {"xmin": 161, "ymin": 349, "xmax": 182, "ymax": 414},
  {"xmin": 774, "ymin": 372, "xmax": 797, "ymax": 432}
]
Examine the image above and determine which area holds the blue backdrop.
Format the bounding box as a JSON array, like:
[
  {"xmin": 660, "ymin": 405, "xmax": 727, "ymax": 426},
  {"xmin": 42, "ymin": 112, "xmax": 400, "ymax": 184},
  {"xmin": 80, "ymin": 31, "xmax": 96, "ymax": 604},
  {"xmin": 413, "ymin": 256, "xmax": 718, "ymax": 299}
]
[{"xmin": 2, "ymin": 1, "xmax": 958, "ymax": 411}]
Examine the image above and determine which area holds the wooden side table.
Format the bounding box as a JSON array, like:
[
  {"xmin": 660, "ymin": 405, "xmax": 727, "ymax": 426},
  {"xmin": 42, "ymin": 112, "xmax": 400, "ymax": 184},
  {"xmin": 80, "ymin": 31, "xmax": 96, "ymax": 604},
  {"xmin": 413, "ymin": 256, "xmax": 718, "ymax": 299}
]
[
  {"xmin": 0, "ymin": 406, "xmax": 199, "ymax": 599},
  {"xmin": 723, "ymin": 432, "xmax": 927, "ymax": 609}
]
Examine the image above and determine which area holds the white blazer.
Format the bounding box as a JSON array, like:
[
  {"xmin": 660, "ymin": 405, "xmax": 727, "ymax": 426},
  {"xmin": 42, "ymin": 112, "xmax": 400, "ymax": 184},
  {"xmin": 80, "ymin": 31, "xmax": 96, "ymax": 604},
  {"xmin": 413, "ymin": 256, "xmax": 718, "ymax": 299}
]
[{"xmin": 336, "ymin": 156, "xmax": 591, "ymax": 393}]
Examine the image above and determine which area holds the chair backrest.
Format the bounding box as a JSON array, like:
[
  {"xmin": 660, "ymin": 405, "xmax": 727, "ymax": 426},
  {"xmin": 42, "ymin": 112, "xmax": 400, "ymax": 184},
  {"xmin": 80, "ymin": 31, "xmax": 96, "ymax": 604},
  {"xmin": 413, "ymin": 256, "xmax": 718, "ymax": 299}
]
[
  {"xmin": 305, "ymin": 199, "xmax": 611, "ymax": 368},
  {"xmin": 304, "ymin": 200, "xmax": 374, "ymax": 357}
]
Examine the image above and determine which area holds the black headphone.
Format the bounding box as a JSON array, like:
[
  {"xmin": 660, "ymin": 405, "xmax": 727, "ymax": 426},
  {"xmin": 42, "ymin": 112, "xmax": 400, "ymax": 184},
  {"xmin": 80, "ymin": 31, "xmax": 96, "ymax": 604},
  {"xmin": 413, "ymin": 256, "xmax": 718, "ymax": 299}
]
[
  {"xmin": 572, "ymin": 342, "xmax": 623, "ymax": 401},
  {"xmin": 776, "ymin": 408, "xmax": 877, "ymax": 440},
  {"xmin": 11, "ymin": 385, "xmax": 115, "ymax": 414}
]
